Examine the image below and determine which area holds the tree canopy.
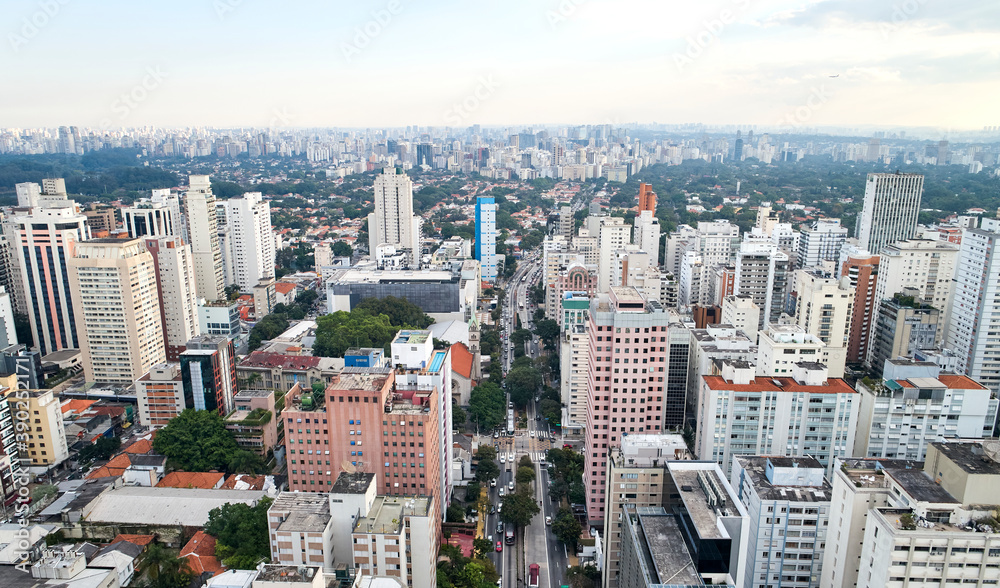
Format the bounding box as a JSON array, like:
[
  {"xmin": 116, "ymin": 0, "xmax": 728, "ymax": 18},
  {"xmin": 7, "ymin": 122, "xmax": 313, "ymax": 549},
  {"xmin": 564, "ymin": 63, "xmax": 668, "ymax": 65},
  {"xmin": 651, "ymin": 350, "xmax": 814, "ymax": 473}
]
[
  {"xmin": 499, "ymin": 490, "xmax": 539, "ymax": 529},
  {"xmin": 467, "ymin": 381, "xmax": 505, "ymax": 430},
  {"xmin": 552, "ymin": 507, "xmax": 583, "ymax": 551},
  {"xmin": 354, "ymin": 296, "xmax": 434, "ymax": 329},
  {"xmin": 152, "ymin": 409, "xmax": 265, "ymax": 474},
  {"xmin": 205, "ymin": 496, "xmax": 274, "ymax": 569},
  {"xmin": 506, "ymin": 366, "xmax": 542, "ymax": 407}
]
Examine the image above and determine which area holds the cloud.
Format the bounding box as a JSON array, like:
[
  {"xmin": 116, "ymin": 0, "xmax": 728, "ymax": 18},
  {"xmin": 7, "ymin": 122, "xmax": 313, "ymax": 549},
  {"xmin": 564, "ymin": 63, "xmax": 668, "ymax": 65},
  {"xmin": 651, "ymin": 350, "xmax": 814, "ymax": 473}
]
[{"xmin": 769, "ymin": 0, "xmax": 1000, "ymax": 33}]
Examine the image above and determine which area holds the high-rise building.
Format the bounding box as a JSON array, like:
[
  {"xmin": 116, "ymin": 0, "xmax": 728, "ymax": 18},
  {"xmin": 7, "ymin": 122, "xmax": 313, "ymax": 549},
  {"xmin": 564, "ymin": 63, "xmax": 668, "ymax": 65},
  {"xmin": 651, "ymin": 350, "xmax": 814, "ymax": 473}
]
[
  {"xmin": 11, "ymin": 389, "xmax": 68, "ymax": 466},
  {"xmin": 597, "ymin": 217, "xmax": 631, "ymax": 293},
  {"xmin": 854, "ymin": 359, "xmax": 997, "ymax": 460},
  {"xmin": 144, "ymin": 236, "xmax": 200, "ymax": 361},
  {"xmin": 757, "ymin": 323, "xmax": 845, "ymax": 378},
  {"xmin": 794, "ymin": 270, "xmax": 854, "ymax": 360},
  {"xmin": 416, "ymin": 143, "xmax": 433, "ymax": 167},
  {"xmin": 856, "ymin": 172, "xmax": 924, "ymax": 255},
  {"xmin": 946, "ymin": 220, "xmax": 1000, "ymax": 392},
  {"xmin": 180, "ymin": 335, "xmax": 237, "ymax": 416},
  {"xmin": 69, "ymin": 238, "xmax": 165, "ymax": 384},
  {"xmin": 474, "ymin": 195, "xmax": 497, "ymax": 282},
  {"xmin": 841, "ymin": 253, "xmax": 880, "ymax": 364},
  {"xmin": 638, "ymin": 183, "xmax": 656, "ymax": 213},
  {"xmin": 633, "ymin": 211, "xmax": 661, "ymax": 267},
  {"xmin": 734, "ymin": 240, "xmax": 789, "ymax": 330},
  {"xmin": 184, "ymin": 175, "xmax": 225, "ymax": 301},
  {"xmin": 870, "ymin": 239, "xmax": 958, "ymax": 363},
  {"xmin": 732, "ymin": 456, "xmax": 831, "ymax": 588},
  {"xmin": 557, "ymin": 205, "xmax": 574, "ymax": 240},
  {"xmin": 696, "ymin": 360, "xmax": 858, "ymax": 474},
  {"xmin": 222, "ymin": 192, "xmax": 276, "ymax": 292},
  {"xmin": 368, "ymin": 168, "xmax": 421, "ymax": 268},
  {"xmin": 123, "ymin": 189, "xmax": 181, "ymax": 239},
  {"xmin": 583, "ymin": 287, "xmax": 672, "ymax": 525},
  {"xmin": 867, "ymin": 295, "xmax": 941, "ymax": 375},
  {"xmin": 798, "ymin": 219, "xmax": 848, "ymax": 269},
  {"xmin": 135, "ymin": 362, "xmax": 185, "ymax": 428},
  {"xmin": 687, "ymin": 325, "xmax": 758, "ymax": 428},
  {"xmin": 720, "ymin": 295, "xmax": 760, "ymax": 339},
  {"xmin": 10, "ymin": 198, "xmax": 90, "ymax": 355}
]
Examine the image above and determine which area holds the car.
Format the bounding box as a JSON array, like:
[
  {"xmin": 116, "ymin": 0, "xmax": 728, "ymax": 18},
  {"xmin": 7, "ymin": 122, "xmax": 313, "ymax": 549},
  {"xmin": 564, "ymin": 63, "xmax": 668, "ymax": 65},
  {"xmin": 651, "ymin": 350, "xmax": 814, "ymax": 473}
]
[
  {"xmin": 493, "ymin": 432, "xmax": 499, "ymax": 439},
  {"xmin": 496, "ymin": 541, "xmax": 502, "ymax": 552},
  {"xmin": 500, "ymin": 455, "xmax": 506, "ymax": 464},
  {"xmin": 498, "ymin": 501, "xmax": 503, "ymax": 513},
  {"xmin": 490, "ymin": 505, "xmax": 496, "ymax": 514},
  {"xmin": 535, "ymin": 415, "xmax": 541, "ymax": 421},
  {"xmin": 496, "ymin": 577, "xmax": 502, "ymax": 587},
  {"xmin": 490, "ymin": 478, "xmax": 497, "ymax": 487},
  {"xmin": 546, "ymin": 516, "xmax": 552, "ymax": 525},
  {"xmin": 496, "ymin": 522, "xmax": 504, "ymax": 534},
  {"xmin": 563, "ymin": 443, "xmax": 572, "ymax": 449},
  {"xmin": 529, "ymin": 431, "xmax": 534, "ymax": 438},
  {"xmin": 508, "ymin": 481, "xmax": 515, "ymax": 491},
  {"xmin": 498, "ymin": 487, "xmax": 505, "ymax": 497}
]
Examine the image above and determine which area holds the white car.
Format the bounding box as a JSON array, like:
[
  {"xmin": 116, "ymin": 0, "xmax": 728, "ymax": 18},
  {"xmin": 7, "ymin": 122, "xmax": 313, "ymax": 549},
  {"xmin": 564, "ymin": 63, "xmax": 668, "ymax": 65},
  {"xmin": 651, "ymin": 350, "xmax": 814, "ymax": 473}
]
[
  {"xmin": 499, "ymin": 487, "xmax": 505, "ymax": 497},
  {"xmin": 490, "ymin": 478, "xmax": 497, "ymax": 487},
  {"xmin": 508, "ymin": 481, "xmax": 515, "ymax": 491},
  {"xmin": 545, "ymin": 516, "xmax": 552, "ymax": 525},
  {"xmin": 529, "ymin": 431, "xmax": 534, "ymax": 438},
  {"xmin": 500, "ymin": 455, "xmax": 506, "ymax": 464}
]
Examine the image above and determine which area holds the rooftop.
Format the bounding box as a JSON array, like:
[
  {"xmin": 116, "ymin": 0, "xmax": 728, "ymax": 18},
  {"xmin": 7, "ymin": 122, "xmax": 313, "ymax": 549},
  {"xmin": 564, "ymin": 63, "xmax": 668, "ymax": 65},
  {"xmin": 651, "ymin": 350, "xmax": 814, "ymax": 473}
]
[
  {"xmin": 884, "ymin": 468, "xmax": 958, "ymax": 504},
  {"xmin": 931, "ymin": 442, "xmax": 1000, "ymax": 477},
  {"xmin": 270, "ymin": 493, "xmax": 331, "ymax": 533},
  {"xmin": 240, "ymin": 351, "xmax": 321, "ymax": 370},
  {"xmin": 703, "ymin": 374, "xmax": 856, "ymax": 395},
  {"xmin": 736, "ymin": 456, "xmax": 833, "ymax": 503},
  {"xmin": 83, "ymin": 486, "xmax": 265, "ymax": 527},
  {"xmin": 670, "ymin": 468, "xmax": 729, "ymax": 539},
  {"xmin": 334, "ymin": 368, "xmax": 393, "ymax": 392},
  {"xmin": 332, "ymin": 472, "xmax": 376, "ymax": 495},
  {"xmin": 257, "ymin": 565, "xmax": 321, "ymax": 583},
  {"xmin": 394, "ymin": 330, "xmax": 429, "ymax": 345},
  {"xmin": 633, "ymin": 509, "xmax": 701, "ymax": 586},
  {"xmin": 354, "ymin": 495, "xmax": 431, "ymax": 535}
]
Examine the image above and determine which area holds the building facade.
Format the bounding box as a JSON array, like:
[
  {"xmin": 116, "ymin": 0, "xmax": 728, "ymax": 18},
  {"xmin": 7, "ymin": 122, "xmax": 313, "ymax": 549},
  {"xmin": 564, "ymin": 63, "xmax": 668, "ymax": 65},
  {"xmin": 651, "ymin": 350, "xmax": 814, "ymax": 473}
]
[
  {"xmin": 184, "ymin": 175, "xmax": 225, "ymax": 301},
  {"xmin": 222, "ymin": 192, "xmax": 276, "ymax": 292},
  {"xmin": 857, "ymin": 172, "xmax": 924, "ymax": 255},
  {"xmin": 474, "ymin": 195, "xmax": 497, "ymax": 282},
  {"xmin": 144, "ymin": 237, "xmax": 200, "ymax": 361}
]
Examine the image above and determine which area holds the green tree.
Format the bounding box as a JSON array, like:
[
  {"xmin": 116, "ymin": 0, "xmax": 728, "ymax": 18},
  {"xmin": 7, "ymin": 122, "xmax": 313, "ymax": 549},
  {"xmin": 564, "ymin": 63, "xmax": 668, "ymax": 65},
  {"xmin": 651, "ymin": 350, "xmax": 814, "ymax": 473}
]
[
  {"xmin": 354, "ymin": 296, "xmax": 434, "ymax": 329},
  {"xmin": 205, "ymin": 497, "xmax": 274, "ymax": 569},
  {"xmin": 534, "ymin": 319, "xmax": 560, "ymax": 349},
  {"xmin": 331, "ymin": 240, "xmax": 353, "ymax": 257},
  {"xmin": 452, "ymin": 403, "xmax": 467, "ymax": 427},
  {"xmin": 506, "ymin": 366, "xmax": 541, "ymax": 407},
  {"xmin": 462, "ymin": 562, "xmax": 485, "ymax": 588},
  {"xmin": 475, "ymin": 458, "xmax": 500, "ymax": 483},
  {"xmin": 474, "ymin": 445, "xmax": 497, "ymax": 461},
  {"xmin": 516, "ymin": 466, "xmax": 535, "ymax": 485},
  {"xmin": 248, "ymin": 313, "xmax": 290, "ymax": 352},
  {"xmin": 77, "ymin": 437, "xmax": 121, "ymax": 464},
  {"xmin": 498, "ymin": 491, "xmax": 539, "ymax": 529},
  {"xmin": 446, "ymin": 505, "xmax": 466, "ymax": 523},
  {"xmin": 552, "ymin": 507, "xmax": 583, "ymax": 551},
  {"xmin": 140, "ymin": 543, "xmax": 193, "ymax": 588},
  {"xmin": 565, "ymin": 564, "xmax": 601, "ymax": 588},
  {"xmin": 539, "ymin": 399, "xmax": 561, "ymax": 424},
  {"xmin": 472, "ymin": 538, "xmax": 493, "ymax": 559},
  {"xmin": 153, "ymin": 410, "xmax": 263, "ymax": 474},
  {"xmin": 312, "ymin": 310, "xmax": 400, "ymax": 357},
  {"xmin": 467, "ymin": 381, "xmax": 505, "ymax": 430}
]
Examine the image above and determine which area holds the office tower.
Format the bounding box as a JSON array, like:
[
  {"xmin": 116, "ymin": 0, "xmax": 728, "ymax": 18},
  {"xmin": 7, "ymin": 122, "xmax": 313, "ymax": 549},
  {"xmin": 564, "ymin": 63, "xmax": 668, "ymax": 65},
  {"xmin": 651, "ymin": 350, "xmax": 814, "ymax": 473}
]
[
  {"xmin": 870, "ymin": 239, "xmax": 958, "ymax": 363},
  {"xmin": 731, "ymin": 456, "xmax": 830, "ymax": 588},
  {"xmin": 135, "ymin": 362, "xmax": 185, "ymax": 428},
  {"xmin": 68, "ymin": 238, "xmax": 165, "ymax": 384},
  {"xmin": 583, "ymin": 287, "xmax": 672, "ymax": 526},
  {"xmin": 123, "ymin": 189, "xmax": 181, "ymax": 239},
  {"xmin": 856, "ymin": 172, "xmax": 923, "ymax": 255},
  {"xmin": 633, "ymin": 211, "xmax": 661, "ymax": 267},
  {"xmin": 841, "ymin": 253, "xmax": 879, "ymax": 364},
  {"xmin": 11, "ymin": 199, "xmax": 90, "ymax": 355},
  {"xmin": 368, "ymin": 168, "xmax": 421, "ymax": 268},
  {"xmin": 474, "ymin": 195, "xmax": 497, "ymax": 282},
  {"xmin": 180, "ymin": 335, "xmax": 237, "ymax": 416},
  {"xmin": 946, "ymin": 221, "xmax": 1000, "ymax": 391},
  {"xmin": 557, "ymin": 205, "xmax": 574, "ymax": 240},
  {"xmin": 416, "ymin": 143, "xmax": 433, "ymax": 167},
  {"xmin": 794, "ymin": 269, "xmax": 854, "ymax": 357},
  {"xmin": 560, "ymin": 293, "xmax": 590, "ymax": 430},
  {"xmin": 185, "ymin": 175, "xmax": 225, "ymax": 301},
  {"xmin": 551, "ymin": 264, "xmax": 597, "ymax": 328},
  {"xmin": 638, "ymin": 183, "xmax": 656, "ymax": 213},
  {"xmin": 597, "ymin": 217, "xmax": 631, "ymax": 293},
  {"xmin": 663, "ymin": 324, "xmax": 690, "ymax": 428},
  {"xmin": 867, "ymin": 295, "xmax": 941, "ymax": 375},
  {"xmin": 734, "ymin": 240, "xmax": 789, "ymax": 330},
  {"xmin": 854, "ymin": 359, "xmax": 997, "ymax": 460},
  {"xmin": 144, "ymin": 236, "xmax": 200, "ymax": 361},
  {"xmin": 696, "ymin": 360, "xmax": 858, "ymax": 473},
  {"xmin": 222, "ymin": 192, "xmax": 276, "ymax": 291},
  {"xmin": 798, "ymin": 219, "xmax": 848, "ymax": 269},
  {"xmin": 865, "ymin": 137, "xmax": 881, "ymax": 163},
  {"xmin": 852, "ymin": 442, "xmax": 1000, "ymax": 588}
]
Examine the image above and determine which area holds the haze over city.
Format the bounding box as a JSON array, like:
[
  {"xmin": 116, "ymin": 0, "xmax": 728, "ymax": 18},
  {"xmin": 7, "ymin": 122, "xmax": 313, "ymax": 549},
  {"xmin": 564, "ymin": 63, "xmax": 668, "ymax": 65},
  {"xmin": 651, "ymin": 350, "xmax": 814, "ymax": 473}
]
[{"xmin": 4, "ymin": 0, "xmax": 998, "ymax": 130}]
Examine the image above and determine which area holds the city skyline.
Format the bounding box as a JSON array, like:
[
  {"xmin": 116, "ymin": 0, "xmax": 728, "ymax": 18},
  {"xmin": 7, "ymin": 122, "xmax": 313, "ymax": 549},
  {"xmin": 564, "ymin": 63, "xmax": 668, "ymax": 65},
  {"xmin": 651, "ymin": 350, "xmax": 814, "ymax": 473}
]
[{"xmin": 3, "ymin": 0, "xmax": 997, "ymax": 130}]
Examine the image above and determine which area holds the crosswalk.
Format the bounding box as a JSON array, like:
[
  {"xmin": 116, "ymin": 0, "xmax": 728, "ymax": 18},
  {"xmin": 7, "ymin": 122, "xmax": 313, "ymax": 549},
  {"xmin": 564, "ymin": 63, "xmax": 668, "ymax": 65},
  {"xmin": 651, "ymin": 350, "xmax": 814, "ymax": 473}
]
[{"xmin": 501, "ymin": 452, "xmax": 548, "ymax": 464}]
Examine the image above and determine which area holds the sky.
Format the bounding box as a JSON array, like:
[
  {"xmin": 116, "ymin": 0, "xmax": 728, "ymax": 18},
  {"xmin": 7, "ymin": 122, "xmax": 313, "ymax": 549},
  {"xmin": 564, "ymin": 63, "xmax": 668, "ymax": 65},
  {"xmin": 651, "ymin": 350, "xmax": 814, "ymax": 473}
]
[{"xmin": 2, "ymin": 0, "xmax": 998, "ymax": 130}]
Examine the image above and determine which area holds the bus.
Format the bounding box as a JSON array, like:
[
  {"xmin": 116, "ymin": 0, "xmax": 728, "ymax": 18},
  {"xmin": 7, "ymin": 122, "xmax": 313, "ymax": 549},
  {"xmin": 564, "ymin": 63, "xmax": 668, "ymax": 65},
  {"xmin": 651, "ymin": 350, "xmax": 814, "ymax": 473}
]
[{"xmin": 506, "ymin": 408, "xmax": 515, "ymax": 435}]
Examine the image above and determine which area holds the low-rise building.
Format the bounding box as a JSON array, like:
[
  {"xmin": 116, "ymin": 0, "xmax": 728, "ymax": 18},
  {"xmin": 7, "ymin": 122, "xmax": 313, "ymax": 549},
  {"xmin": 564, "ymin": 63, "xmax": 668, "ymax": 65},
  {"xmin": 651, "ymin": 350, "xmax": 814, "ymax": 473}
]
[
  {"xmin": 236, "ymin": 351, "xmax": 340, "ymax": 392},
  {"xmin": 267, "ymin": 492, "xmax": 334, "ymax": 571},
  {"xmin": 225, "ymin": 389, "xmax": 280, "ymax": 457}
]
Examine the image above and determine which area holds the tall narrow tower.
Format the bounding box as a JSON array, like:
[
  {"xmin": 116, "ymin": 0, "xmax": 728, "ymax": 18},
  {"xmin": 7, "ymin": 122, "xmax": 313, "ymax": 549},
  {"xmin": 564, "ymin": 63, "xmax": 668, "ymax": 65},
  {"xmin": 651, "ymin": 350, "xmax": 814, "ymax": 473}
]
[
  {"xmin": 856, "ymin": 172, "xmax": 923, "ymax": 255},
  {"xmin": 475, "ymin": 195, "xmax": 497, "ymax": 282},
  {"xmin": 368, "ymin": 168, "xmax": 421, "ymax": 268},
  {"xmin": 185, "ymin": 175, "xmax": 225, "ymax": 300},
  {"xmin": 222, "ymin": 192, "xmax": 275, "ymax": 291}
]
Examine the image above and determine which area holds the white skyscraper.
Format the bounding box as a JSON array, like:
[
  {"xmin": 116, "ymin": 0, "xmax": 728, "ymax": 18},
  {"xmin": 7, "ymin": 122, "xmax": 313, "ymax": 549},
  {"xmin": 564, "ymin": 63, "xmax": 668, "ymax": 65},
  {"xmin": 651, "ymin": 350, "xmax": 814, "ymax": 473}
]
[
  {"xmin": 69, "ymin": 238, "xmax": 165, "ymax": 384},
  {"xmin": 734, "ymin": 240, "xmax": 789, "ymax": 330},
  {"xmin": 798, "ymin": 218, "xmax": 848, "ymax": 269},
  {"xmin": 946, "ymin": 220, "xmax": 1000, "ymax": 391},
  {"xmin": 144, "ymin": 236, "xmax": 200, "ymax": 361},
  {"xmin": 597, "ymin": 216, "xmax": 630, "ymax": 293},
  {"xmin": 856, "ymin": 172, "xmax": 923, "ymax": 255},
  {"xmin": 633, "ymin": 210, "xmax": 661, "ymax": 267},
  {"xmin": 222, "ymin": 192, "xmax": 276, "ymax": 291},
  {"xmin": 123, "ymin": 189, "xmax": 181, "ymax": 239},
  {"xmin": 184, "ymin": 175, "xmax": 225, "ymax": 301},
  {"xmin": 475, "ymin": 195, "xmax": 497, "ymax": 282},
  {"xmin": 368, "ymin": 168, "xmax": 421, "ymax": 268}
]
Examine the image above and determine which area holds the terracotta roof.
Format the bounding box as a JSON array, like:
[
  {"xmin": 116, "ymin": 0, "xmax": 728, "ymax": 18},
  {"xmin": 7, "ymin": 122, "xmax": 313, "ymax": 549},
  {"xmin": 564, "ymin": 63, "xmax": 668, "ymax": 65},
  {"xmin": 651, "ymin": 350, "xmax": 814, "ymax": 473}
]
[
  {"xmin": 221, "ymin": 474, "xmax": 267, "ymax": 490},
  {"xmin": 86, "ymin": 453, "xmax": 134, "ymax": 479},
  {"xmin": 111, "ymin": 534, "xmax": 155, "ymax": 547},
  {"xmin": 87, "ymin": 406, "xmax": 126, "ymax": 418},
  {"xmin": 702, "ymin": 375, "xmax": 857, "ymax": 395},
  {"xmin": 181, "ymin": 531, "xmax": 224, "ymax": 577},
  {"xmin": 124, "ymin": 438, "xmax": 155, "ymax": 454},
  {"xmin": 62, "ymin": 399, "xmax": 97, "ymax": 414},
  {"xmin": 450, "ymin": 343, "xmax": 474, "ymax": 379},
  {"xmin": 274, "ymin": 282, "xmax": 297, "ymax": 295},
  {"xmin": 156, "ymin": 471, "xmax": 225, "ymax": 489},
  {"xmin": 937, "ymin": 374, "xmax": 988, "ymax": 390}
]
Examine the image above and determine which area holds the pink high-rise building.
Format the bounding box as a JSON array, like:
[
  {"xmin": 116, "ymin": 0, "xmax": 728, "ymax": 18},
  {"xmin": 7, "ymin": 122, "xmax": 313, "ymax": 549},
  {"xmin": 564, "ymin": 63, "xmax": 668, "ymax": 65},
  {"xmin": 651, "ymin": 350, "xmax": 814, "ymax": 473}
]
[{"xmin": 584, "ymin": 286, "xmax": 672, "ymax": 526}]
